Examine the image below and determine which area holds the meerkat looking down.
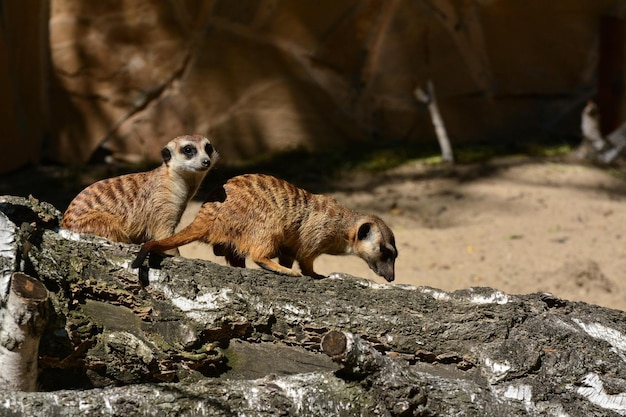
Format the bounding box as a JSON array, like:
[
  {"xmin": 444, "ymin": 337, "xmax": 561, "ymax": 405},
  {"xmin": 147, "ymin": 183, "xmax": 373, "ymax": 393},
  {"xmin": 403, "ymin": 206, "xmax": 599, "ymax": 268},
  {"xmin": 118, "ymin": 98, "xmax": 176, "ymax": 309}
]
[
  {"xmin": 61, "ymin": 135, "xmax": 218, "ymax": 249},
  {"xmin": 132, "ymin": 173, "xmax": 398, "ymax": 281}
]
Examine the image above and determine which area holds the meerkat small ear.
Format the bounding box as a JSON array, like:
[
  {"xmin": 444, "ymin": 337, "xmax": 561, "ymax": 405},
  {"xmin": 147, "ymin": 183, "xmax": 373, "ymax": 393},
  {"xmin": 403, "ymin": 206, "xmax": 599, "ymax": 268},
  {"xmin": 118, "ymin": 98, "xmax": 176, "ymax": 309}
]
[
  {"xmin": 357, "ymin": 222, "xmax": 372, "ymax": 241},
  {"xmin": 161, "ymin": 147, "xmax": 172, "ymax": 163}
]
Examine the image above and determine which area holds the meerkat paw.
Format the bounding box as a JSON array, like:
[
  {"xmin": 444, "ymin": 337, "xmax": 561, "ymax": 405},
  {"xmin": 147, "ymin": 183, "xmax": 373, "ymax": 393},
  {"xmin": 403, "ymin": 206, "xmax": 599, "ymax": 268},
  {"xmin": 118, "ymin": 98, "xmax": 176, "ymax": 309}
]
[
  {"xmin": 131, "ymin": 245, "xmax": 149, "ymax": 268},
  {"xmin": 300, "ymin": 269, "xmax": 325, "ymax": 280}
]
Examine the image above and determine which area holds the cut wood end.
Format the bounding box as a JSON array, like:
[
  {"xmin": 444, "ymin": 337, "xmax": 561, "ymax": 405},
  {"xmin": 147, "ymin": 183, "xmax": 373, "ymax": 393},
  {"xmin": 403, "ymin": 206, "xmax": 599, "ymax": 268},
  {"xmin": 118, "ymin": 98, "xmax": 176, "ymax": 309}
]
[
  {"xmin": 321, "ymin": 330, "xmax": 347, "ymax": 357},
  {"xmin": 11, "ymin": 273, "xmax": 48, "ymax": 301}
]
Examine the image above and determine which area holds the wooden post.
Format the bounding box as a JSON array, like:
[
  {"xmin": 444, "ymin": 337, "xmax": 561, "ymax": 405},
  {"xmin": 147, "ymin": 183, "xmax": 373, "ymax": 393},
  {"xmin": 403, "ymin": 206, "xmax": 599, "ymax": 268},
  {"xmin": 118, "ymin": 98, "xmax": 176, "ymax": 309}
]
[{"xmin": 0, "ymin": 273, "xmax": 49, "ymax": 392}]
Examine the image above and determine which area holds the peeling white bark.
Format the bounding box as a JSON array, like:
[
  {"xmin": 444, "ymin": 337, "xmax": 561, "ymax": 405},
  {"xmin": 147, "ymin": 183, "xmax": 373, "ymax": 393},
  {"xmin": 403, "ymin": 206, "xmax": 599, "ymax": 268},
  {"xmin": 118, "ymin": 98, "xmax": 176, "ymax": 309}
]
[
  {"xmin": 0, "ymin": 273, "xmax": 49, "ymax": 392},
  {"xmin": 577, "ymin": 373, "xmax": 626, "ymax": 415},
  {"xmin": 0, "ymin": 211, "xmax": 19, "ymax": 304},
  {"xmin": 572, "ymin": 318, "xmax": 626, "ymax": 362}
]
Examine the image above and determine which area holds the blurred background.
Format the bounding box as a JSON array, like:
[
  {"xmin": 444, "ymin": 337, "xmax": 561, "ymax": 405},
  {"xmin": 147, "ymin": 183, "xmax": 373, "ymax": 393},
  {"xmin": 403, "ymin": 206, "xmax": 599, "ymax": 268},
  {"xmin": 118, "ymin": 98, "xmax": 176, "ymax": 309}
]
[{"xmin": 2, "ymin": 0, "xmax": 625, "ymax": 171}]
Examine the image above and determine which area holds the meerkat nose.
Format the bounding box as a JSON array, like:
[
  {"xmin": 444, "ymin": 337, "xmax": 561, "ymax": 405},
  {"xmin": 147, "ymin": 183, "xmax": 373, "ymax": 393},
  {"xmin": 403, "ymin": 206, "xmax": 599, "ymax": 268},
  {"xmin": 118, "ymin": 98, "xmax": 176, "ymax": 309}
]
[{"xmin": 202, "ymin": 159, "xmax": 211, "ymax": 168}]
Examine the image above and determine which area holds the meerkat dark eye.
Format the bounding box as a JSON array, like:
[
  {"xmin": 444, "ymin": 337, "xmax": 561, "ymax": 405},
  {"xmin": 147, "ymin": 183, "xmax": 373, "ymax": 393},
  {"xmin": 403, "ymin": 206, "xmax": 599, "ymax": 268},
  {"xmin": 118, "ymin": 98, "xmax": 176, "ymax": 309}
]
[
  {"xmin": 182, "ymin": 145, "xmax": 197, "ymax": 159},
  {"xmin": 205, "ymin": 143, "xmax": 214, "ymax": 156}
]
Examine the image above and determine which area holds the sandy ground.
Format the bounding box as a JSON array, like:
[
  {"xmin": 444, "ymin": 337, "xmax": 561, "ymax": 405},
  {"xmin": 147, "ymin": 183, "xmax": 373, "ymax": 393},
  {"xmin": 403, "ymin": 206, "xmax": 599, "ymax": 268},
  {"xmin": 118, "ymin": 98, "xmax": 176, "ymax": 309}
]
[{"xmin": 177, "ymin": 157, "xmax": 626, "ymax": 312}]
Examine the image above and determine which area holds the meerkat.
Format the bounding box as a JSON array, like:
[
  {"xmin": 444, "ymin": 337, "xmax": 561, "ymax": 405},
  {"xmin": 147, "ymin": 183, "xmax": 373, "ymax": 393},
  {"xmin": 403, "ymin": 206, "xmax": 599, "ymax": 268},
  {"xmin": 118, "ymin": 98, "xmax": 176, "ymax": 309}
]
[
  {"xmin": 61, "ymin": 135, "xmax": 218, "ymax": 251},
  {"xmin": 132, "ymin": 173, "xmax": 398, "ymax": 281}
]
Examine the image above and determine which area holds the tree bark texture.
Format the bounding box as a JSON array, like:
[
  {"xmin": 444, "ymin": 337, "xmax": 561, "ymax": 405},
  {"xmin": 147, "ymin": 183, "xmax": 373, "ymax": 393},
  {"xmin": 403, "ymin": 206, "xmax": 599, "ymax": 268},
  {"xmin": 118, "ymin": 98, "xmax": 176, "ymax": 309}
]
[
  {"xmin": 0, "ymin": 272, "xmax": 49, "ymax": 391},
  {"xmin": 0, "ymin": 195, "xmax": 626, "ymax": 416}
]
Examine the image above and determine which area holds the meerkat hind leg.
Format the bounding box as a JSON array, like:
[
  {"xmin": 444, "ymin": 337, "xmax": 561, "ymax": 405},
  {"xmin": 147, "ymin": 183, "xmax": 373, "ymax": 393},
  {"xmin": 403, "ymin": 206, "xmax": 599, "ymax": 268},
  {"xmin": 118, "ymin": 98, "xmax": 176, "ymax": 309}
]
[
  {"xmin": 73, "ymin": 212, "xmax": 131, "ymax": 243},
  {"xmin": 213, "ymin": 244, "xmax": 246, "ymax": 268}
]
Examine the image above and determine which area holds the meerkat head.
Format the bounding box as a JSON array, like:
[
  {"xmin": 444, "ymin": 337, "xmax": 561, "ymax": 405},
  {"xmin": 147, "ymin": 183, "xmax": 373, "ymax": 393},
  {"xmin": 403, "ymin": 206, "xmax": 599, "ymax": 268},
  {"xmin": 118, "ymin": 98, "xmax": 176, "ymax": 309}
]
[
  {"xmin": 161, "ymin": 135, "xmax": 219, "ymax": 175},
  {"xmin": 353, "ymin": 216, "xmax": 397, "ymax": 282}
]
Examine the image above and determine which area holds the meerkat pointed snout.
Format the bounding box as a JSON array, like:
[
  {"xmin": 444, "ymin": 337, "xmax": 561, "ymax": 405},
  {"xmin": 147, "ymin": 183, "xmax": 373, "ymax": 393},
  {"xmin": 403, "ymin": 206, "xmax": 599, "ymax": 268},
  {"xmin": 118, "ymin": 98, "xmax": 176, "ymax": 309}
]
[
  {"xmin": 62, "ymin": 134, "xmax": 218, "ymax": 247},
  {"xmin": 132, "ymin": 174, "xmax": 398, "ymax": 281}
]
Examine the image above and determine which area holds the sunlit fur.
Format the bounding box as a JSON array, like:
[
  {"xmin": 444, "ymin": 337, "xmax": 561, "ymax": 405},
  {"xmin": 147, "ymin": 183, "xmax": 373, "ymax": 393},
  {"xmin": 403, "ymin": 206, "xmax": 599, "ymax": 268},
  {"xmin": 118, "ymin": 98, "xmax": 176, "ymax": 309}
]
[
  {"xmin": 61, "ymin": 135, "xmax": 218, "ymax": 250},
  {"xmin": 133, "ymin": 174, "xmax": 397, "ymax": 281}
]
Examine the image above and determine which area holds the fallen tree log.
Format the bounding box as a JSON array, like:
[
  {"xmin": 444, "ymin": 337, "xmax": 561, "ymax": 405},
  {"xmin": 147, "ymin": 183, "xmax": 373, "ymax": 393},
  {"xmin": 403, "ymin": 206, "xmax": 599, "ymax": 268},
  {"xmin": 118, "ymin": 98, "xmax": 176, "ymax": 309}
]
[{"xmin": 0, "ymin": 195, "xmax": 625, "ymax": 416}]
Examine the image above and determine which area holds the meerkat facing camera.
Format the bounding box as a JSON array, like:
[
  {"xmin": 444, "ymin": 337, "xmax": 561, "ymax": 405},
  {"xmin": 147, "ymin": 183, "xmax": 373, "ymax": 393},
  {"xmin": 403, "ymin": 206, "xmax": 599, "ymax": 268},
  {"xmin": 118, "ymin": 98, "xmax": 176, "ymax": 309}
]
[
  {"xmin": 132, "ymin": 173, "xmax": 397, "ymax": 281},
  {"xmin": 61, "ymin": 134, "xmax": 218, "ymax": 250}
]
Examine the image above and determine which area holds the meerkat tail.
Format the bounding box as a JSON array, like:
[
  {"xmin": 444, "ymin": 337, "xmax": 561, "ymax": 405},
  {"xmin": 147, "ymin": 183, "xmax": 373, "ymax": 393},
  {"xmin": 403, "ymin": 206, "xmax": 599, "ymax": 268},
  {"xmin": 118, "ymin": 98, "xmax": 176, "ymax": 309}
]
[{"xmin": 131, "ymin": 224, "xmax": 205, "ymax": 268}]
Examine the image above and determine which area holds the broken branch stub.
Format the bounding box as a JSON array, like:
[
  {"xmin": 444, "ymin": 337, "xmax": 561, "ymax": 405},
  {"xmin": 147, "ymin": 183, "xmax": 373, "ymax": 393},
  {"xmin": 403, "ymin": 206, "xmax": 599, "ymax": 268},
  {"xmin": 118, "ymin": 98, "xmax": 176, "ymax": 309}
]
[
  {"xmin": 0, "ymin": 272, "xmax": 49, "ymax": 391},
  {"xmin": 322, "ymin": 330, "xmax": 429, "ymax": 416},
  {"xmin": 574, "ymin": 101, "xmax": 626, "ymax": 163},
  {"xmin": 322, "ymin": 330, "xmax": 389, "ymax": 379},
  {"xmin": 320, "ymin": 329, "xmax": 347, "ymax": 358}
]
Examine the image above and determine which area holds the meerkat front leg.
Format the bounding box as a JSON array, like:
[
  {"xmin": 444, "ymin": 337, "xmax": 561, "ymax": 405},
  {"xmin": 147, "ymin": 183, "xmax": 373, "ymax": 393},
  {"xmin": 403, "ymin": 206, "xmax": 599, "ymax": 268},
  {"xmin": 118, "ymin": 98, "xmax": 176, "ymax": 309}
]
[
  {"xmin": 298, "ymin": 258, "xmax": 325, "ymax": 280},
  {"xmin": 253, "ymin": 257, "xmax": 302, "ymax": 277},
  {"xmin": 248, "ymin": 237, "xmax": 301, "ymax": 276},
  {"xmin": 278, "ymin": 254, "xmax": 295, "ymax": 269}
]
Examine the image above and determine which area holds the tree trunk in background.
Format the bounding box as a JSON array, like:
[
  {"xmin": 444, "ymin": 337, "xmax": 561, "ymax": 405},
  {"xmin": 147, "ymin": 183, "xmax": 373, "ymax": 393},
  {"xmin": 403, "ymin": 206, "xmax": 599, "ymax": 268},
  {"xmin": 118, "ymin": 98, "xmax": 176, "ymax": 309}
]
[
  {"xmin": 0, "ymin": 196, "xmax": 624, "ymax": 415},
  {"xmin": 0, "ymin": 2, "xmax": 48, "ymax": 173}
]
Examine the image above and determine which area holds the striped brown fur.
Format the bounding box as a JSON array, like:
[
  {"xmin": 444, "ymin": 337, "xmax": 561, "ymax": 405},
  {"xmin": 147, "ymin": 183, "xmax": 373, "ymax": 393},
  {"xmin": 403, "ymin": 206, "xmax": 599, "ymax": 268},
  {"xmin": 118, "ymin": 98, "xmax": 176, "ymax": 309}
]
[
  {"xmin": 132, "ymin": 174, "xmax": 397, "ymax": 281},
  {"xmin": 61, "ymin": 135, "xmax": 218, "ymax": 251}
]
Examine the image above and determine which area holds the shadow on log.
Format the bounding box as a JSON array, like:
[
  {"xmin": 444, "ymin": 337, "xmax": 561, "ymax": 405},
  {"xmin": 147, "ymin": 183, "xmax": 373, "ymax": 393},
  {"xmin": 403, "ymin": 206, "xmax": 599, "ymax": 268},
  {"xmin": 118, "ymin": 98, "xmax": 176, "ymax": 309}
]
[{"xmin": 0, "ymin": 196, "xmax": 626, "ymax": 416}]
